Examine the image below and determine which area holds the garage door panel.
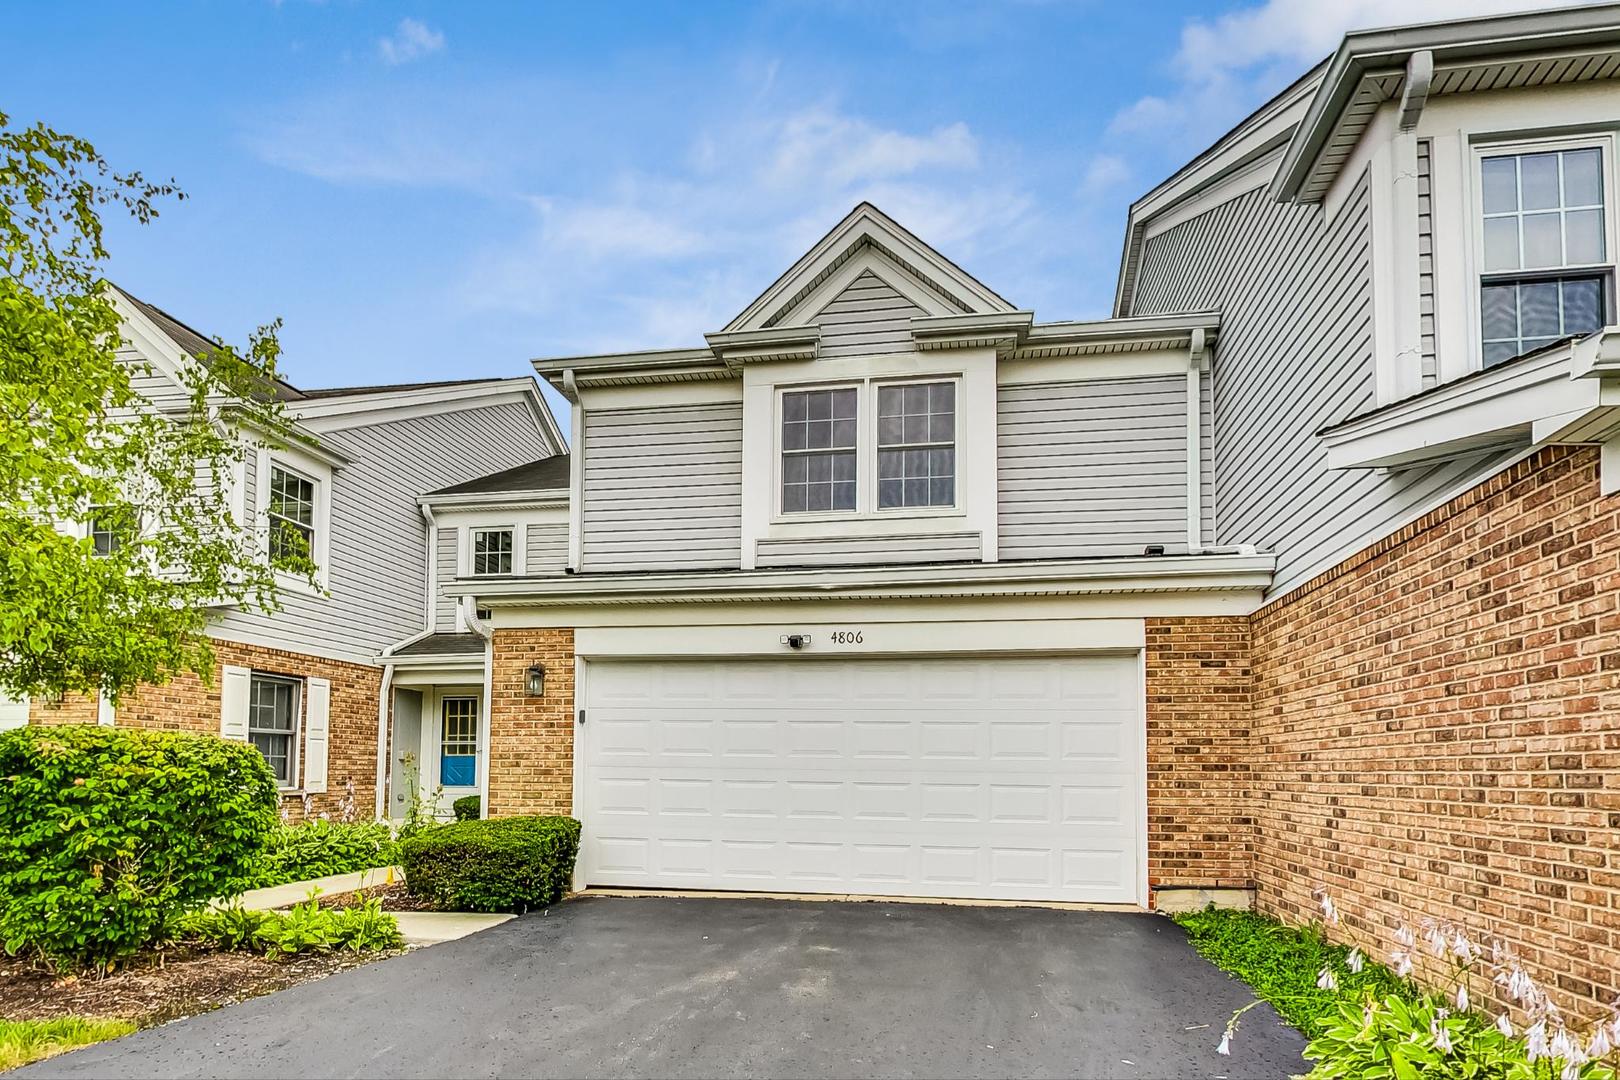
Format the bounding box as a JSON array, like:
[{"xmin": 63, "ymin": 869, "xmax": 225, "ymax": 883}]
[{"xmin": 580, "ymin": 656, "xmax": 1143, "ymax": 904}]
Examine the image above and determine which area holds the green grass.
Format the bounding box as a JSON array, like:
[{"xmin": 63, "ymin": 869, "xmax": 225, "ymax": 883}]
[
  {"xmin": 1172, "ymin": 908, "xmax": 1415, "ymax": 1035},
  {"xmin": 0, "ymin": 1017, "xmax": 138, "ymax": 1071}
]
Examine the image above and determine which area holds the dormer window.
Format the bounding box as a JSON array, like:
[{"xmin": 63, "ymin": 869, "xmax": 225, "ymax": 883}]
[
  {"xmin": 781, "ymin": 387, "xmax": 857, "ymax": 513},
  {"xmin": 878, "ymin": 382, "xmax": 955, "ymax": 509},
  {"xmin": 1479, "ymin": 141, "xmax": 1614, "ymax": 367}
]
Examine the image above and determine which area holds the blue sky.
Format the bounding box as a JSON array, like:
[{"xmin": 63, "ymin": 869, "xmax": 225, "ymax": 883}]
[{"xmin": 3, "ymin": 0, "xmax": 1580, "ymax": 392}]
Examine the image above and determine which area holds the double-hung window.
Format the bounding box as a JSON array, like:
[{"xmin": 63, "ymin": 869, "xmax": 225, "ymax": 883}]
[
  {"xmin": 877, "ymin": 382, "xmax": 955, "ymax": 509},
  {"xmin": 1479, "ymin": 143, "xmax": 1613, "ymax": 367},
  {"xmin": 439, "ymin": 696, "xmax": 479, "ymax": 788},
  {"xmin": 248, "ymin": 674, "xmax": 300, "ymax": 787},
  {"xmin": 267, "ymin": 464, "xmax": 317, "ymax": 569},
  {"xmin": 471, "ymin": 528, "xmax": 514, "ymax": 576},
  {"xmin": 781, "ymin": 387, "xmax": 857, "ymax": 513}
]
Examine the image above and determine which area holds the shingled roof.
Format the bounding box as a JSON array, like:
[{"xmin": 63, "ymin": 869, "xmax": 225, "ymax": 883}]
[{"xmin": 425, "ymin": 455, "xmax": 571, "ymax": 497}]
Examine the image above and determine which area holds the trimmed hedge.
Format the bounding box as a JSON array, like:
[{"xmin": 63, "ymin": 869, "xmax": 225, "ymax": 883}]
[
  {"xmin": 400, "ymin": 815, "xmax": 579, "ymax": 913},
  {"xmin": 0, "ymin": 725, "xmax": 278, "ymax": 970},
  {"xmin": 254, "ymin": 820, "xmax": 399, "ymax": 887},
  {"xmin": 452, "ymin": 795, "xmax": 480, "ymax": 822}
]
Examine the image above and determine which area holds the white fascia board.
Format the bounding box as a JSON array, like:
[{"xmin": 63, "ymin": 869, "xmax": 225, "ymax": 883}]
[
  {"xmin": 228, "ymin": 411, "xmax": 352, "ymax": 469},
  {"xmin": 288, "ymin": 380, "xmax": 560, "ymax": 454},
  {"xmin": 416, "ymin": 488, "xmax": 569, "ymax": 511},
  {"xmin": 1320, "ymin": 343, "xmax": 1614, "ymax": 469},
  {"xmin": 447, "ymin": 553, "xmax": 1277, "ymax": 606}
]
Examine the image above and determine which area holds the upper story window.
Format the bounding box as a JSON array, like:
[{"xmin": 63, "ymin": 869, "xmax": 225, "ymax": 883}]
[
  {"xmin": 877, "ymin": 383, "xmax": 955, "ymax": 509},
  {"xmin": 781, "ymin": 387, "xmax": 857, "ymax": 513},
  {"xmin": 471, "ymin": 527, "xmax": 514, "ymax": 576},
  {"xmin": 267, "ymin": 464, "xmax": 317, "ymax": 569},
  {"xmin": 248, "ymin": 673, "xmax": 300, "ymax": 788},
  {"xmin": 88, "ymin": 506, "xmax": 127, "ymax": 557},
  {"xmin": 1479, "ymin": 143, "xmax": 1613, "ymax": 367}
]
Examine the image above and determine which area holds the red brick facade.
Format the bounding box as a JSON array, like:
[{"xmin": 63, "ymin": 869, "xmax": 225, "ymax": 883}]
[
  {"xmin": 1249, "ymin": 445, "xmax": 1620, "ymax": 1007},
  {"xmin": 1144, "ymin": 616, "xmax": 1254, "ymax": 891},
  {"xmin": 486, "ymin": 628, "xmax": 575, "ymax": 817},
  {"xmin": 31, "ymin": 638, "xmax": 381, "ymax": 820}
]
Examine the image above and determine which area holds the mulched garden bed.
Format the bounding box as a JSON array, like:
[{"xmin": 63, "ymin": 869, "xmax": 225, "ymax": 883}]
[
  {"xmin": 313, "ymin": 881, "xmax": 438, "ymax": 913},
  {"xmin": 0, "ymin": 946, "xmax": 394, "ymax": 1027}
]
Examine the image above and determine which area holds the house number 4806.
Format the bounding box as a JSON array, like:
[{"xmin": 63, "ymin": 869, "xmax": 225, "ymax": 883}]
[{"xmin": 830, "ymin": 630, "xmax": 864, "ymax": 644}]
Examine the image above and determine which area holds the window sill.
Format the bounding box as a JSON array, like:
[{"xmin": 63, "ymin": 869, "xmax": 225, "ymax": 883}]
[{"xmin": 770, "ymin": 507, "xmax": 965, "ymax": 528}]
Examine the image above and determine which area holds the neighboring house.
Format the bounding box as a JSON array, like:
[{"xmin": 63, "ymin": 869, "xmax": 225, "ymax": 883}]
[
  {"xmin": 27, "ymin": 289, "xmax": 567, "ymax": 821},
  {"xmin": 440, "ymin": 4, "xmax": 1620, "ymax": 1009}
]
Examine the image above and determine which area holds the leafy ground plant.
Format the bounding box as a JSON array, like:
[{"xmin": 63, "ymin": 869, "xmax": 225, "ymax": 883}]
[
  {"xmin": 182, "ymin": 898, "xmax": 404, "ymax": 956},
  {"xmin": 0, "ymin": 1018, "xmax": 137, "ymax": 1071},
  {"xmin": 253, "ymin": 820, "xmax": 400, "ymax": 888},
  {"xmin": 1181, "ymin": 891, "xmax": 1620, "ymax": 1079}
]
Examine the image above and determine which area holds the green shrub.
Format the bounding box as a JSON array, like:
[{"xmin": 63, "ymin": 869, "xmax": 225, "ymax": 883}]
[
  {"xmin": 452, "ymin": 795, "xmax": 480, "ymax": 822},
  {"xmin": 0, "ymin": 725, "xmax": 278, "ymax": 971},
  {"xmin": 182, "ymin": 897, "xmax": 403, "ymax": 955},
  {"xmin": 400, "ymin": 815, "xmax": 579, "ymax": 913},
  {"xmin": 254, "ymin": 820, "xmax": 400, "ymax": 887},
  {"xmin": 0, "ymin": 1018, "xmax": 139, "ymax": 1072}
]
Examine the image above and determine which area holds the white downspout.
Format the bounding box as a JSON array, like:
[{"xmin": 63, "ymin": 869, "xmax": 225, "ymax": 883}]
[
  {"xmin": 465, "ymin": 601, "xmax": 494, "ymax": 820},
  {"xmin": 1186, "ymin": 328, "xmax": 1207, "ymax": 555},
  {"xmin": 373, "ymin": 662, "xmax": 393, "ymax": 821}
]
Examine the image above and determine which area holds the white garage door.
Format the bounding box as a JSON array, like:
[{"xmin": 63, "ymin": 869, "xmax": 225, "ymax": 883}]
[{"xmin": 578, "ymin": 655, "xmax": 1144, "ymax": 904}]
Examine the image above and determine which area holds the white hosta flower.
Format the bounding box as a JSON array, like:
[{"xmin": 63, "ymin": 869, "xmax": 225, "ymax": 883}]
[
  {"xmin": 1346, "ymin": 947, "xmax": 1365, "ymax": 973},
  {"xmin": 1495, "ymin": 1014, "xmax": 1514, "ymax": 1038},
  {"xmin": 1589, "ymin": 1022, "xmax": 1614, "ymax": 1059},
  {"xmin": 1313, "ymin": 887, "xmax": 1339, "ymax": 927},
  {"xmin": 1551, "ymin": 1027, "xmax": 1578, "ymax": 1061},
  {"xmin": 1390, "ymin": 949, "xmax": 1414, "ymax": 978},
  {"xmin": 1431, "ymin": 1016, "xmax": 1454, "ymax": 1054},
  {"xmin": 1455, "ymin": 985, "xmax": 1469, "ymax": 1011},
  {"xmin": 1424, "ymin": 922, "xmax": 1448, "ymax": 958},
  {"xmin": 1216, "ymin": 1033, "xmax": 1231, "ymax": 1056},
  {"xmin": 1450, "ymin": 929, "xmax": 1475, "ymax": 962},
  {"xmin": 1527, "ymin": 1021, "xmax": 1551, "ymax": 1060},
  {"xmin": 1317, "ymin": 965, "xmax": 1338, "ymax": 991},
  {"xmin": 1396, "ymin": 924, "xmax": 1417, "ymax": 950}
]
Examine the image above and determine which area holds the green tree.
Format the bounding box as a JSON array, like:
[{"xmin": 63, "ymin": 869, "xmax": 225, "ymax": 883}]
[{"xmin": 0, "ymin": 110, "xmax": 311, "ymax": 703}]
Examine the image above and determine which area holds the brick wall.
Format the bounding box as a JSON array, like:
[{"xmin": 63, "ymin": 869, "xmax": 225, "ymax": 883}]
[
  {"xmin": 1250, "ymin": 446, "xmax": 1620, "ymax": 1008},
  {"xmin": 1144, "ymin": 616, "xmax": 1254, "ymax": 895},
  {"xmin": 30, "ymin": 638, "xmax": 381, "ymax": 820},
  {"xmin": 487, "ymin": 628, "xmax": 575, "ymax": 817}
]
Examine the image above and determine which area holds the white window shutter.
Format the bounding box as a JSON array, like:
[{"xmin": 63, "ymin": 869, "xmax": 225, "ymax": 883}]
[
  {"xmin": 220, "ymin": 665, "xmax": 251, "ymax": 741},
  {"xmin": 304, "ymin": 677, "xmax": 331, "ymax": 794}
]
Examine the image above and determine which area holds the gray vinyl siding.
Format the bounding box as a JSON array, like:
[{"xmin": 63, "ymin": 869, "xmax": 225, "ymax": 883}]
[
  {"xmin": 755, "ymin": 532, "xmax": 980, "ymax": 568},
  {"xmin": 581, "ymin": 402, "xmax": 742, "ymax": 572},
  {"xmin": 810, "ymin": 270, "xmax": 923, "ymax": 359},
  {"xmin": 1418, "ymin": 139, "xmax": 1437, "ymax": 389},
  {"xmin": 120, "ymin": 347, "xmax": 193, "ymax": 413},
  {"xmin": 212, "ymin": 400, "xmax": 553, "ymax": 660},
  {"xmin": 525, "ymin": 522, "xmax": 568, "ymax": 573},
  {"xmin": 997, "ymin": 375, "xmax": 1191, "ymax": 559},
  {"xmin": 1131, "ymin": 173, "xmax": 1514, "ymax": 594},
  {"xmin": 434, "ymin": 528, "xmax": 459, "ymax": 630}
]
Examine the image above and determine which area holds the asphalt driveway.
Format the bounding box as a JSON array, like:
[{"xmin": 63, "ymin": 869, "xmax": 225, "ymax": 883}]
[{"xmin": 16, "ymin": 897, "xmax": 1305, "ymax": 1080}]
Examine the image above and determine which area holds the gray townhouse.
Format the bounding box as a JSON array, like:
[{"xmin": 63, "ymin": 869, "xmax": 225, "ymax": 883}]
[{"xmin": 22, "ymin": 2, "xmax": 1620, "ymax": 1014}]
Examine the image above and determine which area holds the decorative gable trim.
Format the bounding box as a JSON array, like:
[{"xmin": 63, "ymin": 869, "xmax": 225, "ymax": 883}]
[{"xmin": 724, "ymin": 203, "xmax": 1015, "ymax": 334}]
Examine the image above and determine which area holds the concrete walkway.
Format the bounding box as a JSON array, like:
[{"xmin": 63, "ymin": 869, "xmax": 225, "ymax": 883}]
[
  {"xmin": 18, "ymin": 896, "xmax": 1306, "ymax": 1079},
  {"xmin": 232, "ymin": 866, "xmax": 512, "ymax": 946}
]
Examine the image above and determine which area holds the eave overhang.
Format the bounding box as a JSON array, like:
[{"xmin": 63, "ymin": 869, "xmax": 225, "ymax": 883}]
[
  {"xmin": 1319, "ymin": 328, "xmax": 1620, "ymax": 470},
  {"xmin": 443, "ymin": 552, "xmax": 1276, "ymax": 608},
  {"xmin": 416, "ymin": 489, "xmax": 568, "ymax": 511},
  {"xmin": 705, "ymin": 326, "xmax": 821, "ymax": 368},
  {"xmin": 1275, "ymin": 4, "xmax": 1620, "ymax": 204},
  {"xmin": 1012, "ymin": 311, "xmax": 1221, "ymax": 361}
]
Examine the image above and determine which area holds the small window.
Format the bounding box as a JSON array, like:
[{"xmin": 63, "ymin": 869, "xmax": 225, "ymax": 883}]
[
  {"xmin": 877, "ymin": 382, "xmax": 956, "ymax": 508},
  {"xmin": 1479, "ymin": 146, "xmax": 1611, "ymax": 366},
  {"xmin": 439, "ymin": 696, "xmax": 479, "ymax": 788},
  {"xmin": 248, "ymin": 674, "xmax": 301, "ymax": 787},
  {"xmin": 781, "ymin": 387, "xmax": 857, "ymax": 513},
  {"xmin": 268, "ymin": 464, "xmax": 317, "ymax": 569},
  {"xmin": 471, "ymin": 528, "xmax": 514, "ymax": 576},
  {"xmin": 88, "ymin": 506, "xmax": 128, "ymax": 557}
]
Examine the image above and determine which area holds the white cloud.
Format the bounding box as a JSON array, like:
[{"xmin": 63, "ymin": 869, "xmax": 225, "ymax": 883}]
[
  {"xmin": 765, "ymin": 109, "xmax": 979, "ymax": 189},
  {"xmin": 1108, "ymin": 0, "xmax": 1590, "ymax": 146},
  {"xmin": 1078, "ymin": 154, "xmax": 1130, "ymax": 199},
  {"xmin": 377, "ymin": 17, "xmax": 445, "ymax": 66}
]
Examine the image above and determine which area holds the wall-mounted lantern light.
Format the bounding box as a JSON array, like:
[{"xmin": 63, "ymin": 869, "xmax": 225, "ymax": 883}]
[{"xmin": 525, "ymin": 664, "xmax": 546, "ymax": 697}]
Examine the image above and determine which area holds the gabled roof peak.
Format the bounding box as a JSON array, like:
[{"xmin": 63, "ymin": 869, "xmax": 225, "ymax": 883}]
[{"xmin": 723, "ymin": 202, "xmax": 1015, "ymax": 334}]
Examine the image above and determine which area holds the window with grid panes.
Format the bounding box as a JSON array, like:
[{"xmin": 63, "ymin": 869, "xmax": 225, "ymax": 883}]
[
  {"xmin": 268, "ymin": 465, "xmax": 317, "ymax": 568},
  {"xmin": 439, "ymin": 696, "xmax": 479, "ymax": 787},
  {"xmin": 877, "ymin": 382, "xmax": 955, "ymax": 509},
  {"xmin": 471, "ymin": 528, "xmax": 514, "ymax": 576},
  {"xmin": 248, "ymin": 674, "xmax": 300, "ymax": 787},
  {"xmin": 1479, "ymin": 146, "xmax": 1611, "ymax": 366},
  {"xmin": 780, "ymin": 387, "xmax": 857, "ymax": 513}
]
